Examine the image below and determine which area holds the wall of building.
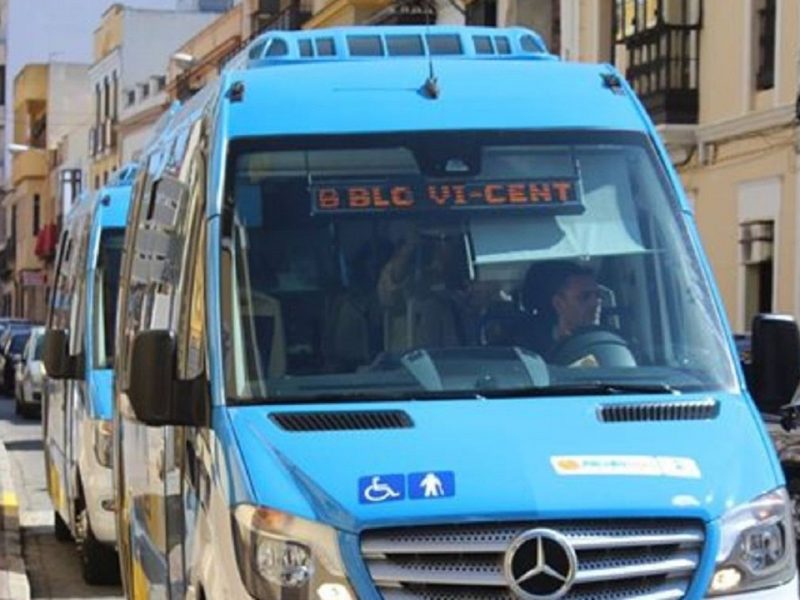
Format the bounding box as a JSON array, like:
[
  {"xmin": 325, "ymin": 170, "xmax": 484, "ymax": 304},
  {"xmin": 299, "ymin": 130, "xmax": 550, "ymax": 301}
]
[
  {"xmin": 122, "ymin": 8, "xmax": 218, "ymax": 89},
  {"xmin": 4, "ymin": 0, "xmax": 195, "ymax": 174}
]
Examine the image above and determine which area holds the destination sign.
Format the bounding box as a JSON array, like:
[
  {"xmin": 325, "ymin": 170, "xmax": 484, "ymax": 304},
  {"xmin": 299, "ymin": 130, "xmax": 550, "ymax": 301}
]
[{"xmin": 310, "ymin": 179, "xmax": 582, "ymax": 214}]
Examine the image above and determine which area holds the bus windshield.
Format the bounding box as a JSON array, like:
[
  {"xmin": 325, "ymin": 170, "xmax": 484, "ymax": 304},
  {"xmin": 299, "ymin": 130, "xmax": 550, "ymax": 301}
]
[
  {"xmin": 93, "ymin": 228, "xmax": 124, "ymax": 369},
  {"xmin": 222, "ymin": 131, "xmax": 737, "ymax": 403}
]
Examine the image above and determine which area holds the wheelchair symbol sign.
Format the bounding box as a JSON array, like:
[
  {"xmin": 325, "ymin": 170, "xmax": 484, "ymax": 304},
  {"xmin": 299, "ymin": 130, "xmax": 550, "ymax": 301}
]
[{"xmin": 359, "ymin": 474, "xmax": 405, "ymax": 504}]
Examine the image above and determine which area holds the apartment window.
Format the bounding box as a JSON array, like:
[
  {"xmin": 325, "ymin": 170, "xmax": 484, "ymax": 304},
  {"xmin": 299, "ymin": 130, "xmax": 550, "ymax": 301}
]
[
  {"xmin": 33, "ymin": 194, "xmax": 40, "ymax": 236},
  {"xmin": 126, "ymin": 89, "xmax": 136, "ymax": 107},
  {"xmin": 103, "ymin": 171, "xmax": 109, "ymax": 185},
  {"xmin": 95, "ymin": 84, "xmax": 101, "ymax": 125},
  {"xmin": 466, "ymin": 0, "xmax": 497, "ymax": 26},
  {"xmin": 155, "ymin": 76, "xmax": 166, "ymax": 92},
  {"xmin": 60, "ymin": 169, "xmax": 82, "ymax": 213},
  {"xmin": 112, "ymin": 71, "xmax": 119, "ymax": 120},
  {"xmin": 95, "ymin": 175, "xmax": 100, "ymax": 190},
  {"xmin": 740, "ymin": 220, "xmax": 774, "ymax": 329},
  {"xmin": 0, "ymin": 66, "xmax": 5, "ymax": 107},
  {"xmin": 104, "ymin": 77, "xmax": 110, "ymax": 119},
  {"xmin": 141, "ymin": 83, "xmax": 149, "ymax": 99},
  {"xmin": 755, "ymin": 0, "xmax": 776, "ymax": 90}
]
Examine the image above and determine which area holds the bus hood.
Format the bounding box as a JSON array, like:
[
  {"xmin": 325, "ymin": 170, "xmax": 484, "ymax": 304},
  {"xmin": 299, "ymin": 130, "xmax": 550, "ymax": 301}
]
[{"xmin": 228, "ymin": 393, "xmax": 781, "ymax": 532}]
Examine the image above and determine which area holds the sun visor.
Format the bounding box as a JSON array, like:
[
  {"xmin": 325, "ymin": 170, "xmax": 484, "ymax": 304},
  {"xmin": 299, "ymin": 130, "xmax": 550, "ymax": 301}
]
[{"xmin": 471, "ymin": 153, "xmax": 646, "ymax": 264}]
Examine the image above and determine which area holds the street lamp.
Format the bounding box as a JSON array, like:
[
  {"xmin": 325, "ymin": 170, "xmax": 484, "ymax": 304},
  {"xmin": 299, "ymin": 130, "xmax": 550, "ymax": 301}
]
[{"xmin": 171, "ymin": 52, "xmax": 197, "ymax": 69}]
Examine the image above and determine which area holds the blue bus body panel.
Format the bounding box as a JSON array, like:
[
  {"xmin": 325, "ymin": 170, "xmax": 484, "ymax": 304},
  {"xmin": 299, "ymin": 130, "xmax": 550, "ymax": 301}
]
[
  {"xmin": 223, "ymin": 60, "xmax": 645, "ymax": 140},
  {"xmin": 228, "ymin": 393, "xmax": 779, "ymax": 531},
  {"xmin": 87, "ymin": 369, "xmax": 114, "ymax": 420}
]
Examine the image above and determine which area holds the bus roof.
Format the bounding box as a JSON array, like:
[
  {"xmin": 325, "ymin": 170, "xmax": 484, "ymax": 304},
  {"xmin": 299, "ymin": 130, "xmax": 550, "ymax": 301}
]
[{"xmin": 222, "ymin": 56, "xmax": 647, "ymax": 139}]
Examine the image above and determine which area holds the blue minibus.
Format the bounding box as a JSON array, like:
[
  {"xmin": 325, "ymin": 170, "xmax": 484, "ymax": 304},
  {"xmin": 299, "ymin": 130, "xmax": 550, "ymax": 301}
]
[
  {"xmin": 110, "ymin": 26, "xmax": 798, "ymax": 599},
  {"xmin": 42, "ymin": 165, "xmax": 136, "ymax": 584}
]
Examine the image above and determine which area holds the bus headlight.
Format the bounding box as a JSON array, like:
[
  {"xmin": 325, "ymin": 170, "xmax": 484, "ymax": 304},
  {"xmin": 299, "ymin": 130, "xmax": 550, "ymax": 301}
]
[
  {"xmin": 92, "ymin": 419, "xmax": 113, "ymax": 468},
  {"xmin": 708, "ymin": 488, "xmax": 796, "ymax": 595},
  {"xmin": 232, "ymin": 505, "xmax": 355, "ymax": 600}
]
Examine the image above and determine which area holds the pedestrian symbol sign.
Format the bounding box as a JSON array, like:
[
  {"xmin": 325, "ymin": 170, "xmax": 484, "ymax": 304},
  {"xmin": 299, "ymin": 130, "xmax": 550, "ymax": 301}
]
[{"xmin": 408, "ymin": 471, "xmax": 455, "ymax": 500}]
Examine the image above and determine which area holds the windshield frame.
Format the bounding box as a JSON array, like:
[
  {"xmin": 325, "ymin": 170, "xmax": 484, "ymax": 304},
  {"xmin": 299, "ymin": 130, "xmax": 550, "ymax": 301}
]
[{"xmin": 219, "ymin": 129, "xmax": 740, "ymax": 405}]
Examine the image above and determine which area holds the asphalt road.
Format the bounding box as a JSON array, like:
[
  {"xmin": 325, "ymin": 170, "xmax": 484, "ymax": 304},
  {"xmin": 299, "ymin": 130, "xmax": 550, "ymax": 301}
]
[{"xmin": 0, "ymin": 396, "xmax": 122, "ymax": 599}]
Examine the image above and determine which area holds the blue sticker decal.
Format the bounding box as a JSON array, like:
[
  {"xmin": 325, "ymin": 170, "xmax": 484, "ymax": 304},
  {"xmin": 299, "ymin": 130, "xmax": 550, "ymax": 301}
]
[
  {"xmin": 408, "ymin": 471, "xmax": 456, "ymax": 500},
  {"xmin": 359, "ymin": 474, "xmax": 405, "ymax": 504}
]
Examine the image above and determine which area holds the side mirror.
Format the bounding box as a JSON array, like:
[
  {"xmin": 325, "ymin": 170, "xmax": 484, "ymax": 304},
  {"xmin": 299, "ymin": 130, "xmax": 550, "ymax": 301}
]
[
  {"xmin": 750, "ymin": 314, "xmax": 800, "ymax": 414},
  {"xmin": 127, "ymin": 330, "xmax": 208, "ymax": 427},
  {"xmin": 43, "ymin": 329, "xmax": 83, "ymax": 380}
]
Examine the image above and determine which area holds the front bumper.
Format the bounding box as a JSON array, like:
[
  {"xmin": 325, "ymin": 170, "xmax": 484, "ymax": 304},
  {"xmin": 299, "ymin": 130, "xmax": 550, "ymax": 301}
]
[{"xmin": 708, "ymin": 574, "xmax": 799, "ymax": 599}]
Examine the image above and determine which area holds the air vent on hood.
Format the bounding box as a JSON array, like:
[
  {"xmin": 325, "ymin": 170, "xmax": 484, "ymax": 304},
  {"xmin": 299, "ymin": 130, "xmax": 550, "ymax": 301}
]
[
  {"xmin": 599, "ymin": 399, "xmax": 719, "ymax": 423},
  {"xmin": 270, "ymin": 410, "xmax": 414, "ymax": 432}
]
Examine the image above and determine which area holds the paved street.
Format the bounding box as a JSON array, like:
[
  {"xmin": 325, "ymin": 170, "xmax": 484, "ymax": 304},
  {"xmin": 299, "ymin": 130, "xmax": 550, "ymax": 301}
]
[{"xmin": 0, "ymin": 396, "xmax": 122, "ymax": 600}]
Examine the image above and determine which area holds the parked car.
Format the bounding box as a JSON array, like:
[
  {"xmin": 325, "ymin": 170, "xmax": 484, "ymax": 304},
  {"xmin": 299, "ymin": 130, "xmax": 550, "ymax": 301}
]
[
  {"xmin": 0, "ymin": 324, "xmax": 32, "ymax": 394},
  {"xmin": 14, "ymin": 326, "xmax": 45, "ymax": 418}
]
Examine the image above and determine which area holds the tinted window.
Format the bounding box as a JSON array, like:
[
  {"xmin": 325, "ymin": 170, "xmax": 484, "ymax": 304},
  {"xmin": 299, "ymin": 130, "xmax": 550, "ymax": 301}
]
[
  {"xmin": 521, "ymin": 35, "xmax": 543, "ymax": 53},
  {"xmin": 348, "ymin": 36, "xmax": 383, "ymax": 56},
  {"xmin": 427, "ymin": 35, "xmax": 463, "ymax": 55},
  {"xmin": 299, "ymin": 39, "xmax": 313, "ymax": 57},
  {"xmin": 316, "ymin": 38, "xmax": 336, "ymax": 56},
  {"xmin": 265, "ymin": 39, "xmax": 288, "ymax": 57},
  {"xmin": 495, "ymin": 36, "xmax": 511, "ymax": 55},
  {"xmin": 248, "ymin": 41, "xmax": 266, "ymax": 60},
  {"xmin": 34, "ymin": 334, "xmax": 44, "ymax": 360},
  {"xmin": 473, "ymin": 36, "xmax": 494, "ymax": 55},
  {"xmin": 386, "ymin": 35, "xmax": 424, "ymax": 56}
]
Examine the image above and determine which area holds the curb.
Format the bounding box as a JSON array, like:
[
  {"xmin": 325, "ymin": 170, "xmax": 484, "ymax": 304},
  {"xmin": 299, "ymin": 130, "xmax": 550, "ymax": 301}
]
[{"xmin": 0, "ymin": 441, "xmax": 30, "ymax": 600}]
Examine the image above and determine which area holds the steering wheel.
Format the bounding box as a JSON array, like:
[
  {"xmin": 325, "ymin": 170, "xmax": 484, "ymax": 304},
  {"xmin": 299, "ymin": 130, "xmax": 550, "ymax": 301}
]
[{"xmin": 548, "ymin": 326, "xmax": 636, "ymax": 367}]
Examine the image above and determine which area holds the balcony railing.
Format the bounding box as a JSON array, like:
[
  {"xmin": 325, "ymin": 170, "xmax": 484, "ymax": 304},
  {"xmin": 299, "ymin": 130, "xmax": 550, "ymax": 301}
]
[
  {"xmin": 251, "ymin": 0, "xmax": 311, "ymax": 36},
  {"xmin": 622, "ymin": 23, "xmax": 700, "ymax": 125}
]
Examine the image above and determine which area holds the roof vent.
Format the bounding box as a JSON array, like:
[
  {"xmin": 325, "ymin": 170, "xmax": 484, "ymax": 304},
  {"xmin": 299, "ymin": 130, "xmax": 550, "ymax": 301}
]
[
  {"xmin": 270, "ymin": 410, "xmax": 414, "ymax": 432},
  {"xmin": 598, "ymin": 399, "xmax": 720, "ymax": 423}
]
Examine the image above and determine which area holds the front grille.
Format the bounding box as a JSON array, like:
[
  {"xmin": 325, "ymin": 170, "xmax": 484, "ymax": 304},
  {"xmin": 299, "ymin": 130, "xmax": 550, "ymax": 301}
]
[{"xmin": 360, "ymin": 520, "xmax": 705, "ymax": 599}]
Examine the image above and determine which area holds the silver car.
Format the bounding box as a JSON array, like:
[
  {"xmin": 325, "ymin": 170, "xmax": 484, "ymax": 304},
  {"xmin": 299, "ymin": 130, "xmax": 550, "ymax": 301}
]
[{"xmin": 14, "ymin": 326, "xmax": 45, "ymax": 418}]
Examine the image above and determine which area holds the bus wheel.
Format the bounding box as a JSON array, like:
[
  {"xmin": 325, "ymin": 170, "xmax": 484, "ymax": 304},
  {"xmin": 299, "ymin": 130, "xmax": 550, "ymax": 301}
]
[
  {"xmin": 53, "ymin": 511, "xmax": 72, "ymax": 542},
  {"xmin": 76, "ymin": 507, "xmax": 120, "ymax": 585}
]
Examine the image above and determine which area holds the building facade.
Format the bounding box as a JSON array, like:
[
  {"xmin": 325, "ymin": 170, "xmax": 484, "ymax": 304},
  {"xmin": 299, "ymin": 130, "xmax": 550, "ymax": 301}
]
[
  {"xmin": 167, "ymin": 0, "xmax": 313, "ymax": 102},
  {"xmin": 88, "ymin": 5, "xmax": 217, "ymax": 190},
  {"xmin": 301, "ymin": 0, "xmax": 800, "ymax": 334},
  {"xmin": 8, "ymin": 63, "xmax": 91, "ymax": 320}
]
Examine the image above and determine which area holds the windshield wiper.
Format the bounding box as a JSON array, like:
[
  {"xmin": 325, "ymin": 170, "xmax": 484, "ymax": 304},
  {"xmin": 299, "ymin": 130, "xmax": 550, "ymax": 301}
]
[
  {"xmin": 480, "ymin": 382, "xmax": 680, "ymax": 398},
  {"xmin": 230, "ymin": 383, "xmax": 682, "ymax": 405},
  {"xmin": 231, "ymin": 389, "xmax": 488, "ymax": 405}
]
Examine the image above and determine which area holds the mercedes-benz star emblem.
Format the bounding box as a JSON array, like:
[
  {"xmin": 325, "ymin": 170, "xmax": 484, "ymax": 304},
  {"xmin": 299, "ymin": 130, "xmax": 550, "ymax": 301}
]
[{"xmin": 504, "ymin": 529, "xmax": 578, "ymax": 599}]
